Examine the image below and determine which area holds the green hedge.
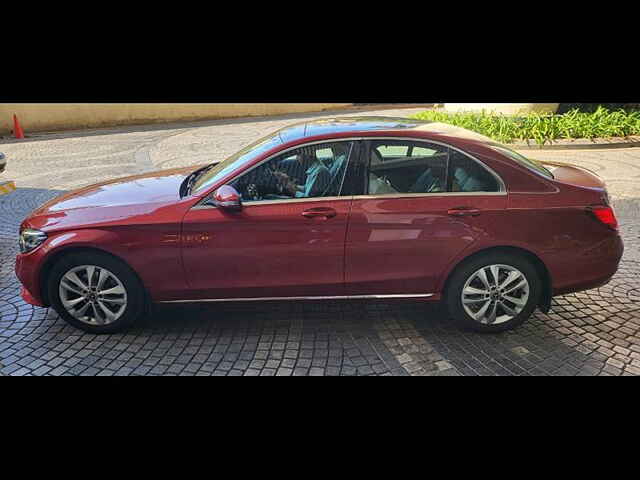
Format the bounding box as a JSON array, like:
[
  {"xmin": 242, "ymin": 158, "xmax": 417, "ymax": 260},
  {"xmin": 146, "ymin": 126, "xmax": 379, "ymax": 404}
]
[
  {"xmin": 411, "ymin": 107, "xmax": 640, "ymax": 145},
  {"xmin": 557, "ymin": 103, "xmax": 639, "ymax": 114}
]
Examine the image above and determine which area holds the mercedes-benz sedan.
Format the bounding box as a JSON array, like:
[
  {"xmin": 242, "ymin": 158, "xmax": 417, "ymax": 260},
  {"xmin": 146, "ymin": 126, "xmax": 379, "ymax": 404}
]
[{"xmin": 16, "ymin": 117, "xmax": 623, "ymax": 333}]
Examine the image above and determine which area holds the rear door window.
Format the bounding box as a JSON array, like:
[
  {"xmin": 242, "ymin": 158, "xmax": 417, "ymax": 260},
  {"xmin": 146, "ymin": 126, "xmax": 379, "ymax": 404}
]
[
  {"xmin": 449, "ymin": 151, "xmax": 500, "ymax": 193},
  {"xmin": 367, "ymin": 140, "xmax": 449, "ymax": 195},
  {"xmin": 363, "ymin": 140, "xmax": 503, "ymax": 195}
]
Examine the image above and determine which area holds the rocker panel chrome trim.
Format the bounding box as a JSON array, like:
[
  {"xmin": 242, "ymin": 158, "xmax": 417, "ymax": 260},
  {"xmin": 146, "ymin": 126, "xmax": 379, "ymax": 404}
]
[{"xmin": 159, "ymin": 293, "xmax": 435, "ymax": 304}]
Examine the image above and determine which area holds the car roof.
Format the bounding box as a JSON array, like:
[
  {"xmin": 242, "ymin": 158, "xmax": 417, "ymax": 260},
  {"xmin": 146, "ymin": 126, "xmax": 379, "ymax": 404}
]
[{"xmin": 277, "ymin": 116, "xmax": 496, "ymax": 146}]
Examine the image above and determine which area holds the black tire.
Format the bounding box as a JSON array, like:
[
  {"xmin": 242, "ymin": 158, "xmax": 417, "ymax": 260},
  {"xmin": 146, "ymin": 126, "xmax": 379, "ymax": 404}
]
[
  {"xmin": 445, "ymin": 252, "xmax": 541, "ymax": 333},
  {"xmin": 47, "ymin": 251, "xmax": 149, "ymax": 334}
]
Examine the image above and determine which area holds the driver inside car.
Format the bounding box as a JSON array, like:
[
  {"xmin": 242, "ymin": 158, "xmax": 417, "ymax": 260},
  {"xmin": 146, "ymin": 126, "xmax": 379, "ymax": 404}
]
[{"xmin": 272, "ymin": 148, "xmax": 332, "ymax": 199}]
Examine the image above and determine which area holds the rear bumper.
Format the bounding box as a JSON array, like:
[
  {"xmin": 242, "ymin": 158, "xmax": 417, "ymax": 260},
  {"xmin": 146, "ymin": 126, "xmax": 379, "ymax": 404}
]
[{"xmin": 550, "ymin": 233, "xmax": 624, "ymax": 296}]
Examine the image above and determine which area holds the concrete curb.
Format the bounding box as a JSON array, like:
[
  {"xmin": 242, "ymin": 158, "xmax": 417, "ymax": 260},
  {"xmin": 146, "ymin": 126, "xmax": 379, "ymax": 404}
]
[
  {"xmin": 0, "ymin": 181, "xmax": 16, "ymax": 195},
  {"xmin": 512, "ymin": 136, "xmax": 640, "ymax": 150}
]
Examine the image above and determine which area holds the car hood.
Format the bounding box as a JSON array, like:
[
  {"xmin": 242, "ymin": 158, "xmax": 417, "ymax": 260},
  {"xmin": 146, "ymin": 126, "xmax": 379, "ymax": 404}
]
[{"xmin": 25, "ymin": 166, "xmax": 200, "ymax": 232}]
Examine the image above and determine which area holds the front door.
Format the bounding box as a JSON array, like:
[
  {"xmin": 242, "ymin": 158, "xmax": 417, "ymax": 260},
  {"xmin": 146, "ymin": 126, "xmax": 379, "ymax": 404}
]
[
  {"xmin": 344, "ymin": 139, "xmax": 507, "ymax": 296},
  {"xmin": 180, "ymin": 140, "xmax": 357, "ymax": 301}
]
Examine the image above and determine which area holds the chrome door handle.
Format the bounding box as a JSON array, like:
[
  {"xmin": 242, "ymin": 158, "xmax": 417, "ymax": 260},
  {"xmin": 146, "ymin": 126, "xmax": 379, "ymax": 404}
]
[
  {"xmin": 302, "ymin": 208, "xmax": 337, "ymax": 219},
  {"xmin": 448, "ymin": 207, "xmax": 481, "ymax": 217}
]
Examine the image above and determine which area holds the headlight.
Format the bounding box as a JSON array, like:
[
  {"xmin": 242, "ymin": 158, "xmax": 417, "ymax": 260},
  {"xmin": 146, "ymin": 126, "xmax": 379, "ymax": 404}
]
[{"xmin": 19, "ymin": 228, "xmax": 47, "ymax": 253}]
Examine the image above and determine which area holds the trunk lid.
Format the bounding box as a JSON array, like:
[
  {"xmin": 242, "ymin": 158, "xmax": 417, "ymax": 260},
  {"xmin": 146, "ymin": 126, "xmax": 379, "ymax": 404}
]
[
  {"xmin": 538, "ymin": 160, "xmax": 612, "ymax": 207},
  {"xmin": 539, "ymin": 160, "xmax": 606, "ymax": 190}
]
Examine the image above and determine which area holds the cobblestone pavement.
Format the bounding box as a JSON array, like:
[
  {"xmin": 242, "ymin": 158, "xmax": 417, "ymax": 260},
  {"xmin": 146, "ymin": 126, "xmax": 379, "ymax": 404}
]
[{"xmin": 1, "ymin": 107, "xmax": 640, "ymax": 375}]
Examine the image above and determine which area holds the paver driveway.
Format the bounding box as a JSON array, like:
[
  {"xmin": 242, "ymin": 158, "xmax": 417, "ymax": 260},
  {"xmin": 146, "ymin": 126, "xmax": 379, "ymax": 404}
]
[{"xmin": 1, "ymin": 107, "xmax": 640, "ymax": 376}]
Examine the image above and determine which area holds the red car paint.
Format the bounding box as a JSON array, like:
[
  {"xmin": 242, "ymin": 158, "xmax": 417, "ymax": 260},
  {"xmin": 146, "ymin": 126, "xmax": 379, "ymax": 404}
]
[{"xmin": 15, "ymin": 118, "xmax": 623, "ymax": 309}]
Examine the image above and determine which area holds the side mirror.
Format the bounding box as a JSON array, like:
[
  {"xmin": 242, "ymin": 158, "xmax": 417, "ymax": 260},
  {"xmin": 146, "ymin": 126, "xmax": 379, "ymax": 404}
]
[{"xmin": 212, "ymin": 185, "xmax": 242, "ymax": 211}]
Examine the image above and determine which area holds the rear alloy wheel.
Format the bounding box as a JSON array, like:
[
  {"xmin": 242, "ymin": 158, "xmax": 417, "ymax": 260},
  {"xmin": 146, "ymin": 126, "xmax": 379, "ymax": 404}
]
[
  {"xmin": 446, "ymin": 253, "xmax": 541, "ymax": 332},
  {"xmin": 48, "ymin": 252, "xmax": 148, "ymax": 334}
]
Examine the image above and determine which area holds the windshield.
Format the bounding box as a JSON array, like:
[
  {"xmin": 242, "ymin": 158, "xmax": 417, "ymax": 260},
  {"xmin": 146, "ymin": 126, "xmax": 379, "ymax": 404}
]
[
  {"xmin": 490, "ymin": 145, "xmax": 554, "ymax": 179},
  {"xmin": 190, "ymin": 132, "xmax": 283, "ymax": 195}
]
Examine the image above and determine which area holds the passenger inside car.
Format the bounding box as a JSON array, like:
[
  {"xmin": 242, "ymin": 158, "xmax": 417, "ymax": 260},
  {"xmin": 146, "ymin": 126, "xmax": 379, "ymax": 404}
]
[
  {"xmin": 232, "ymin": 144, "xmax": 341, "ymax": 201},
  {"xmin": 449, "ymin": 151, "xmax": 499, "ymax": 192},
  {"xmin": 366, "ymin": 142, "xmax": 500, "ymax": 195},
  {"xmin": 273, "ymin": 149, "xmax": 332, "ymax": 198},
  {"xmin": 367, "ymin": 145, "xmax": 447, "ymax": 195},
  {"xmin": 321, "ymin": 143, "xmax": 351, "ymax": 196}
]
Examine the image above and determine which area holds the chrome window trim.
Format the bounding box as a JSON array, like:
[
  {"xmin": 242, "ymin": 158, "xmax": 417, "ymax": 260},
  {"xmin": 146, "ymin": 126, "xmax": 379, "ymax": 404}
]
[
  {"xmin": 191, "ymin": 195, "xmax": 350, "ymax": 210},
  {"xmin": 351, "ymin": 191, "xmax": 506, "ymax": 200},
  {"xmin": 192, "ymin": 190, "xmax": 505, "ymax": 209},
  {"xmin": 243, "ymin": 196, "xmax": 350, "ymax": 207},
  {"xmin": 194, "ymin": 135, "xmax": 508, "ymax": 209},
  {"xmin": 159, "ymin": 293, "xmax": 435, "ymax": 304}
]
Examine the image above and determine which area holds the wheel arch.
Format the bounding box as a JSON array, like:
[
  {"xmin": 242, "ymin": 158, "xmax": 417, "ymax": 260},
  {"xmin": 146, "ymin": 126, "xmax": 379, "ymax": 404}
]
[
  {"xmin": 441, "ymin": 245, "xmax": 553, "ymax": 313},
  {"xmin": 39, "ymin": 246, "xmax": 146, "ymax": 307}
]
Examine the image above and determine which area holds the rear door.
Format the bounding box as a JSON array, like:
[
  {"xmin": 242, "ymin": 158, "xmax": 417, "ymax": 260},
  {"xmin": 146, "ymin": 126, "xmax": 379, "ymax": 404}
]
[{"xmin": 344, "ymin": 139, "xmax": 508, "ymax": 296}]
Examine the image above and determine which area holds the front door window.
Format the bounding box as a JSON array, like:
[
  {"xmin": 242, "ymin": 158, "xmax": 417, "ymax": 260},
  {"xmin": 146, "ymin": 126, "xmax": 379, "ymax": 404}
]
[{"xmin": 229, "ymin": 141, "xmax": 354, "ymax": 202}]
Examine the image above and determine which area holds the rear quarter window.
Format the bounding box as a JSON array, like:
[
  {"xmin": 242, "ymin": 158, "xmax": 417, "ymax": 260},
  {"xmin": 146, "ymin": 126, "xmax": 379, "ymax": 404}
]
[{"xmin": 490, "ymin": 145, "xmax": 554, "ymax": 179}]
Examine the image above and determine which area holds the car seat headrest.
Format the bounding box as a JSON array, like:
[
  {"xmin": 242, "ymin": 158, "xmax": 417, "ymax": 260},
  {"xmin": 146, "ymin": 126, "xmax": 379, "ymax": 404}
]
[
  {"xmin": 370, "ymin": 149, "xmax": 383, "ymax": 165},
  {"xmin": 454, "ymin": 167, "xmax": 471, "ymax": 185}
]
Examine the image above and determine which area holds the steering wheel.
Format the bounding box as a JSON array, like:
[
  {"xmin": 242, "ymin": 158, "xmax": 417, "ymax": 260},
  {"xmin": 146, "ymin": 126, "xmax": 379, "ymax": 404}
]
[
  {"xmin": 245, "ymin": 183, "xmax": 261, "ymax": 201},
  {"xmin": 242, "ymin": 171, "xmax": 289, "ymax": 201},
  {"xmin": 270, "ymin": 168, "xmax": 294, "ymax": 192}
]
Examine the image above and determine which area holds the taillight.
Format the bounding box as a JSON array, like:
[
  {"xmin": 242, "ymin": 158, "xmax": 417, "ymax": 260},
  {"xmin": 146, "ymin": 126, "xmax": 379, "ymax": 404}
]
[{"xmin": 589, "ymin": 205, "xmax": 618, "ymax": 231}]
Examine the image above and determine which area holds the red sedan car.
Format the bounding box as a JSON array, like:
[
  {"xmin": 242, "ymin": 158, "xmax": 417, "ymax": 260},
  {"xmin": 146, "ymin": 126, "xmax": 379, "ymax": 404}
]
[{"xmin": 16, "ymin": 117, "xmax": 623, "ymax": 333}]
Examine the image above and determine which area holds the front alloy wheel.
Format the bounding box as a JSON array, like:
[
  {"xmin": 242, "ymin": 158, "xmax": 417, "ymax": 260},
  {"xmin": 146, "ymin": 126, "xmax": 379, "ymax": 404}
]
[
  {"xmin": 48, "ymin": 251, "xmax": 148, "ymax": 334},
  {"xmin": 59, "ymin": 265, "xmax": 128, "ymax": 326}
]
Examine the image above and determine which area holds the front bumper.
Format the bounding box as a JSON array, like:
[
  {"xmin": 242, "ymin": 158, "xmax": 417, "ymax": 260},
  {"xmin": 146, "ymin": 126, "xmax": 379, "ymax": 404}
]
[
  {"xmin": 21, "ymin": 286, "xmax": 46, "ymax": 307},
  {"xmin": 15, "ymin": 249, "xmax": 48, "ymax": 307}
]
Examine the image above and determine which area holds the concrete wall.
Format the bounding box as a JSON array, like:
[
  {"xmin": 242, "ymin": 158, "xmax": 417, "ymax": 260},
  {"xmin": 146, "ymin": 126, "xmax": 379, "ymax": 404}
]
[{"xmin": 0, "ymin": 103, "xmax": 353, "ymax": 135}]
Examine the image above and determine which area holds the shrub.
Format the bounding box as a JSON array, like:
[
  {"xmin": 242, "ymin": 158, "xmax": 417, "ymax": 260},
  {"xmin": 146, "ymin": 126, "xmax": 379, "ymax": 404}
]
[
  {"xmin": 411, "ymin": 107, "xmax": 640, "ymax": 145},
  {"xmin": 556, "ymin": 103, "xmax": 631, "ymax": 114}
]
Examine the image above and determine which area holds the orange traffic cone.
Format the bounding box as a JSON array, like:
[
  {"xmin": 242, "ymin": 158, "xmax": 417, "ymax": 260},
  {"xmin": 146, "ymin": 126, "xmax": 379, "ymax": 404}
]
[{"xmin": 13, "ymin": 114, "xmax": 25, "ymax": 139}]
